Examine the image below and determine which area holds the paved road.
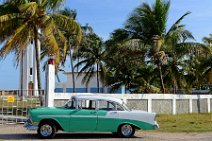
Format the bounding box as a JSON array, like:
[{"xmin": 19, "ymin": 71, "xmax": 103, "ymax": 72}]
[{"xmin": 0, "ymin": 124, "xmax": 212, "ymax": 141}]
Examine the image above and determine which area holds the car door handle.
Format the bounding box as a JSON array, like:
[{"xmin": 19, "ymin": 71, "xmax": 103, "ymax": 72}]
[
  {"xmin": 90, "ymin": 111, "xmax": 97, "ymax": 114},
  {"xmin": 111, "ymin": 111, "xmax": 117, "ymax": 114}
]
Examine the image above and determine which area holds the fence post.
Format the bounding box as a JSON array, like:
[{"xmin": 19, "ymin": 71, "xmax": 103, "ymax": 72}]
[
  {"xmin": 172, "ymin": 98, "xmax": 176, "ymax": 115},
  {"xmin": 207, "ymin": 98, "xmax": 210, "ymax": 113},
  {"xmin": 189, "ymin": 98, "xmax": 193, "ymax": 113},
  {"xmin": 148, "ymin": 99, "xmax": 152, "ymax": 113}
]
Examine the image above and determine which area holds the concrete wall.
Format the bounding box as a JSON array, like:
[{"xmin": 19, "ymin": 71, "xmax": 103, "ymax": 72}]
[{"xmin": 54, "ymin": 93, "xmax": 212, "ymax": 114}]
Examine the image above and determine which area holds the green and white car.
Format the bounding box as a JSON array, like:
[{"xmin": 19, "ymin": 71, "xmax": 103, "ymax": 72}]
[{"xmin": 24, "ymin": 95, "xmax": 159, "ymax": 138}]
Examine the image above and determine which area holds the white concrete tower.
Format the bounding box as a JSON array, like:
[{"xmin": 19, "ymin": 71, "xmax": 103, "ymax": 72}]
[
  {"xmin": 20, "ymin": 40, "xmax": 40, "ymax": 97},
  {"xmin": 45, "ymin": 58, "xmax": 55, "ymax": 107}
]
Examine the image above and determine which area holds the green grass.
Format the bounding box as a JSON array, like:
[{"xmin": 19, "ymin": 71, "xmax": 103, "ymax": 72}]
[{"xmin": 156, "ymin": 113, "xmax": 212, "ymax": 132}]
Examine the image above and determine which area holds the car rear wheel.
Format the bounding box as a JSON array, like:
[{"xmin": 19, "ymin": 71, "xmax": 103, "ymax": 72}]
[
  {"xmin": 37, "ymin": 122, "xmax": 56, "ymax": 139},
  {"xmin": 118, "ymin": 124, "xmax": 135, "ymax": 138}
]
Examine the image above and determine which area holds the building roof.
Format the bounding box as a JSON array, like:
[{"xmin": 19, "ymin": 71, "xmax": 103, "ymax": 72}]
[
  {"xmin": 71, "ymin": 94, "xmax": 124, "ymax": 104},
  {"xmin": 64, "ymin": 72, "xmax": 98, "ymax": 75}
]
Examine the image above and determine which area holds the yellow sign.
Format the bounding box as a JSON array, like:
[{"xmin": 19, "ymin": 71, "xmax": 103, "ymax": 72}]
[{"xmin": 7, "ymin": 96, "xmax": 15, "ymax": 103}]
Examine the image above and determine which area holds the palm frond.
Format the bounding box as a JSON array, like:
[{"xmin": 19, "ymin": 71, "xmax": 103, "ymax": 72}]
[
  {"xmin": 52, "ymin": 14, "xmax": 82, "ymax": 44},
  {"xmin": 0, "ymin": 21, "xmax": 30, "ymax": 59},
  {"xmin": 166, "ymin": 12, "xmax": 191, "ymax": 38},
  {"xmin": 43, "ymin": 16, "xmax": 60, "ymax": 66},
  {"xmin": 18, "ymin": 2, "xmax": 37, "ymax": 17}
]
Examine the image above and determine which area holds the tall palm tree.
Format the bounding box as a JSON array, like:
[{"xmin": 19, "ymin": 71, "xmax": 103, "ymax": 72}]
[
  {"xmin": 58, "ymin": 8, "xmax": 94, "ymax": 93},
  {"xmin": 109, "ymin": 0, "xmax": 195, "ymax": 93},
  {"xmin": 0, "ymin": 0, "xmax": 82, "ymax": 105},
  {"xmin": 74, "ymin": 33, "xmax": 106, "ymax": 93},
  {"xmin": 59, "ymin": 8, "xmax": 78, "ymax": 93}
]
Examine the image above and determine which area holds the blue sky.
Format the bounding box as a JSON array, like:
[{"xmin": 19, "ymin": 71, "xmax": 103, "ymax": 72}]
[{"xmin": 0, "ymin": 0, "xmax": 212, "ymax": 89}]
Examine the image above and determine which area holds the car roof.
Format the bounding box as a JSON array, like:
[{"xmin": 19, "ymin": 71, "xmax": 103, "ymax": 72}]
[{"xmin": 71, "ymin": 94, "xmax": 124, "ymax": 104}]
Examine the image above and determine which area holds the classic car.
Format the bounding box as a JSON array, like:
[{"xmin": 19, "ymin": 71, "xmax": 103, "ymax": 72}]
[{"xmin": 24, "ymin": 95, "xmax": 159, "ymax": 138}]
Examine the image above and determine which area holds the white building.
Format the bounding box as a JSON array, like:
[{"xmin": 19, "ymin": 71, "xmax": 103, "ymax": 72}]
[{"xmin": 55, "ymin": 72, "xmax": 123, "ymax": 94}]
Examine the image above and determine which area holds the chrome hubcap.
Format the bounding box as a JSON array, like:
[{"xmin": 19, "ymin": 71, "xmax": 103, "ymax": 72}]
[
  {"xmin": 121, "ymin": 124, "xmax": 132, "ymax": 137},
  {"xmin": 40, "ymin": 124, "xmax": 52, "ymax": 137}
]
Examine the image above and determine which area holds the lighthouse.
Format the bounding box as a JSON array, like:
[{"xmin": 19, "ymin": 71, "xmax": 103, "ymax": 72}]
[{"xmin": 20, "ymin": 40, "xmax": 40, "ymax": 97}]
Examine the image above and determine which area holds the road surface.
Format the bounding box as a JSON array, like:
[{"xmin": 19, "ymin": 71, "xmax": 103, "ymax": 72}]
[{"xmin": 0, "ymin": 124, "xmax": 212, "ymax": 141}]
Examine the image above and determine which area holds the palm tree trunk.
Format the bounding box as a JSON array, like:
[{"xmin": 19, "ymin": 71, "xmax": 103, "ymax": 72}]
[
  {"xmin": 152, "ymin": 36, "xmax": 165, "ymax": 93},
  {"xmin": 96, "ymin": 64, "xmax": 100, "ymax": 93},
  {"xmin": 68, "ymin": 39, "xmax": 76, "ymax": 93},
  {"xmin": 56, "ymin": 73, "xmax": 61, "ymax": 82},
  {"xmin": 159, "ymin": 65, "xmax": 165, "ymax": 93},
  {"xmin": 20, "ymin": 51, "xmax": 24, "ymax": 100},
  {"xmin": 76, "ymin": 51, "xmax": 80, "ymax": 72},
  {"xmin": 34, "ymin": 27, "xmax": 43, "ymax": 106}
]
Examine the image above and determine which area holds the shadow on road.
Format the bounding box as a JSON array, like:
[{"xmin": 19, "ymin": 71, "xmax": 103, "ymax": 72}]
[
  {"xmin": 0, "ymin": 132, "xmax": 142, "ymax": 140},
  {"xmin": 0, "ymin": 133, "xmax": 37, "ymax": 140}
]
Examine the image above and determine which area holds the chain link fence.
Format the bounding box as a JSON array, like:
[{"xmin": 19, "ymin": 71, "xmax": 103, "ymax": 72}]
[{"xmin": 0, "ymin": 90, "xmax": 44, "ymax": 125}]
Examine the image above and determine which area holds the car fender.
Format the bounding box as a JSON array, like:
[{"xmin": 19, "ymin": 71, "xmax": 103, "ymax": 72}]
[
  {"xmin": 118, "ymin": 122, "xmax": 141, "ymax": 130},
  {"xmin": 39, "ymin": 118, "xmax": 64, "ymax": 131}
]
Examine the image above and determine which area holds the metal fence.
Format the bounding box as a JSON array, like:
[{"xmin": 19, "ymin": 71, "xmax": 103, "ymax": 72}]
[{"xmin": 0, "ymin": 90, "xmax": 44, "ymax": 125}]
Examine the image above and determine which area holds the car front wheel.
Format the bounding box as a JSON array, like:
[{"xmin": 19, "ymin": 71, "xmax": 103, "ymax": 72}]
[
  {"xmin": 37, "ymin": 122, "xmax": 56, "ymax": 139},
  {"xmin": 118, "ymin": 124, "xmax": 135, "ymax": 138}
]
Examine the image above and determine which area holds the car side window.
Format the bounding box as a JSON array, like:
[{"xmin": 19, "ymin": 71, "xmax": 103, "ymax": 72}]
[
  {"xmin": 98, "ymin": 100, "xmax": 115, "ymax": 111},
  {"xmin": 116, "ymin": 104, "xmax": 125, "ymax": 111},
  {"xmin": 78, "ymin": 100, "xmax": 96, "ymax": 110}
]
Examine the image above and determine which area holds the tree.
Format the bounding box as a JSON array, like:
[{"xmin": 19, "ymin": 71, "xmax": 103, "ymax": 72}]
[
  {"xmin": 105, "ymin": 29, "xmax": 147, "ymax": 93},
  {"xmin": 106, "ymin": 0, "xmax": 196, "ymax": 93},
  {"xmin": 74, "ymin": 33, "xmax": 106, "ymax": 93},
  {"xmin": 203, "ymin": 34, "xmax": 212, "ymax": 48},
  {"xmin": 202, "ymin": 34, "xmax": 212, "ymax": 85},
  {"xmin": 59, "ymin": 8, "xmax": 79, "ymax": 93},
  {"xmin": 0, "ymin": 0, "xmax": 82, "ymax": 105},
  {"xmin": 182, "ymin": 35, "xmax": 212, "ymax": 91}
]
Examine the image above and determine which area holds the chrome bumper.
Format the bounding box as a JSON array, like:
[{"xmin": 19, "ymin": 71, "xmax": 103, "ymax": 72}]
[
  {"xmin": 154, "ymin": 122, "xmax": 159, "ymax": 129},
  {"xmin": 24, "ymin": 121, "xmax": 38, "ymax": 130}
]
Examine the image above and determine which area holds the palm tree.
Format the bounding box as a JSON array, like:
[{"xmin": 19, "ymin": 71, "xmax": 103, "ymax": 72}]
[
  {"xmin": 108, "ymin": 0, "xmax": 195, "ymax": 93},
  {"xmin": 202, "ymin": 34, "xmax": 212, "ymax": 85},
  {"xmin": 58, "ymin": 8, "xmax": 94, "ymax": 93},
  {"xmin": 59, "ymin": 8, "xmax": 79, "ymax": 93},
  {"xmin": 105, "ymin": 29, "xmax": 147, "ymax": 93},
  {"xmin": 74, "ymin": 33, "xmax": 106, "ymax": 93},
  {"xmin": 182, "ymin": 35, "xmax": 212, "ymax": 91},
  {"xmin": 0, "ymin": 0, "xmax": 82, "ymax": 105}
]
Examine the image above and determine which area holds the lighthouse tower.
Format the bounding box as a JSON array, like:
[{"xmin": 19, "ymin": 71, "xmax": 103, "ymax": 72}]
[{"xmin": 20, "ymin": 41, "xmax": 40, "ymax": 97}]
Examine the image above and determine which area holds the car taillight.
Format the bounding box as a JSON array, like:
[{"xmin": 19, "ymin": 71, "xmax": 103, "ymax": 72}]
[{"xmin": 154, "ymin": 114, "xmax": 158, "ymax": 121}]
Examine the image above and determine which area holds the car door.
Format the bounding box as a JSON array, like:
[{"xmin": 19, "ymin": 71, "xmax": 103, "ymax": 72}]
[
  {"xmin": 69, "ymin": 99, "xmax": 98, "ymax": 131},
  {"xmin": 97, "ymin": 100, "xmax": 119, "ymax": 132}
]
